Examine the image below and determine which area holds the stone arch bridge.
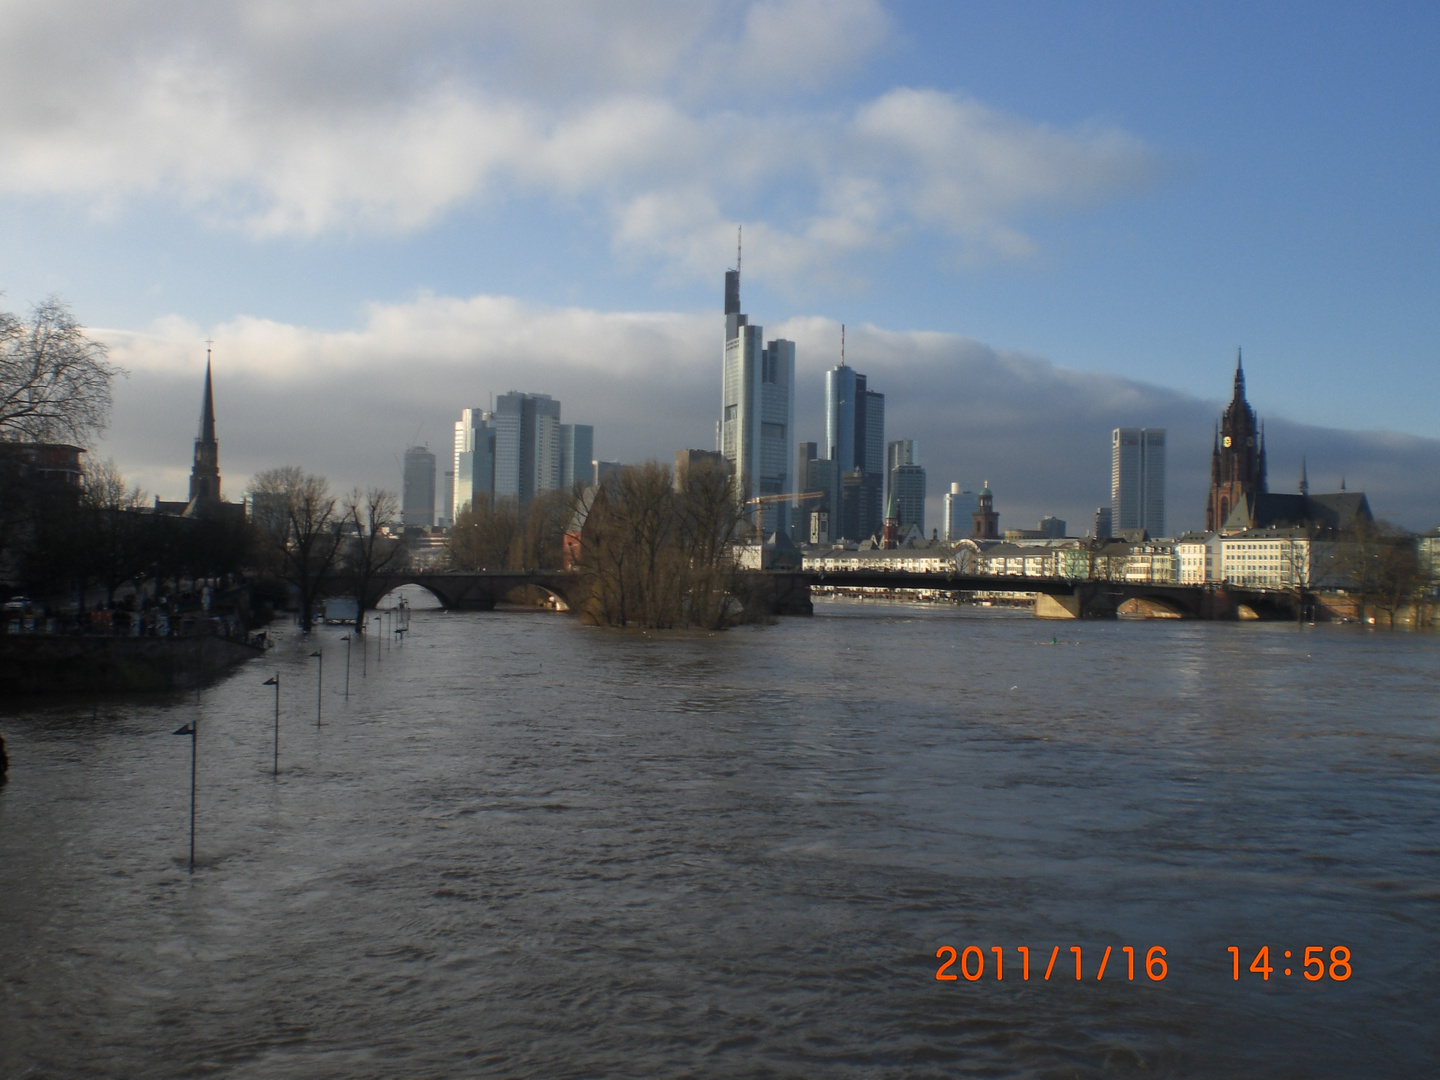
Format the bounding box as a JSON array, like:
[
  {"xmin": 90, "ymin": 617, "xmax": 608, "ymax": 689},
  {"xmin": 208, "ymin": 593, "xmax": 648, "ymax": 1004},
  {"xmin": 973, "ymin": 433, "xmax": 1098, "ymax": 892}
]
[{"xmin": 326, "ymin": 568, "xmax": 1286, "ymax": 620}]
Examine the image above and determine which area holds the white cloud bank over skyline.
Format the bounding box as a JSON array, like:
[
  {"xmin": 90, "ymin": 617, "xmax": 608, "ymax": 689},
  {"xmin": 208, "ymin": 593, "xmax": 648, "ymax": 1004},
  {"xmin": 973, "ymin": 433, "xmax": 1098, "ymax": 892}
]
[
  {"xmin": 0, "ymin": 0, "xmax": 1155, "ymax": 283},
  {"xmin": 96, "ymin": 291, "xmax": 1440, "ymax": 534}
]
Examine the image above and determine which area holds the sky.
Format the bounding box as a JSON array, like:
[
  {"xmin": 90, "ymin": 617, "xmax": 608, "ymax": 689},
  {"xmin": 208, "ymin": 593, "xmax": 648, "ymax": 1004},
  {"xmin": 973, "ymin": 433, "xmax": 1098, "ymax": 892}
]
[{"xmin": 2, "ymin": 0, "xmax": 1438, "ymax": 532}]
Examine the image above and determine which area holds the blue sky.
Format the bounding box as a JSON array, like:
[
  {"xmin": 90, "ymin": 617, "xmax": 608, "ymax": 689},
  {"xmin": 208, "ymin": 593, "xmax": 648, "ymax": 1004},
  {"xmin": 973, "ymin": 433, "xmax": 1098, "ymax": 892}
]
[{"xmin": 2, "ymin": 1, "xmax": 1437, "ymax": 529}]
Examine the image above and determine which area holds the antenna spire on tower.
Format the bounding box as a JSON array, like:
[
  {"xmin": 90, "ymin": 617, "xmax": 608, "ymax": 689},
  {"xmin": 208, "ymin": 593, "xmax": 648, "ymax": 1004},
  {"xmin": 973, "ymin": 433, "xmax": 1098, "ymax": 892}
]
[
  {"xmin": 841, "ymin": 324, "xmax": 845, "ymax": 366},
  {"xmin": 736, "ymin": 225, "xmax": 741, "ymax": 277}
]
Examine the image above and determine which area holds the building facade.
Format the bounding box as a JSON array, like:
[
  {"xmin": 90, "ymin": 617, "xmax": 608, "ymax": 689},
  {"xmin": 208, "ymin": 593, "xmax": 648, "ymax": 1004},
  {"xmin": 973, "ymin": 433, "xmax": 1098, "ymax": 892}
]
[
  {"xmin": 452, "ymin": 407, "xmax": 494, "ymax": 516},
  {"xmin": 401, "ymin": 445, "xmax": 436, "ymax": 528},
  {"xmin": 720, "ymin": 267, "xmax": 794, "ymax": 535},
  {"xmin": 943, "ymin": 484, "xmax": 979, "ymax": 542},
  {"xmin": 494, "ymin": 392, "xmax": 562, "ymax": 505},
  {"xmin": 1175, "ymin": 532, "xmax": 1222, "ymax": 584},
  {"xmin": 1092, "ymin": 506, "xmax": 1113, "ymax": 540},
  {"xmin": 1111, "ymin": 427, "xmax": 1166, "ymax": 538},
  {"xmin": 823, "ymin": 362, "xmax": 884, "ymax": 540},
  {"xmin": 560, "ymin": 424, "xmax": 594, "ymax": 490},
  {"xmin": 885, "ymin": 440, "xmax": 925, "ymax": 535}
]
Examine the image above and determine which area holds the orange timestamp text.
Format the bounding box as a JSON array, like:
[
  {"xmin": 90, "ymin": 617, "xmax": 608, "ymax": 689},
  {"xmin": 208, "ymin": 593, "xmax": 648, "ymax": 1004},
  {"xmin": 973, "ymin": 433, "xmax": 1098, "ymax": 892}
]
[{"xmin": 935, "ymin": 945, "xmax": 1167, "ymax": 982}]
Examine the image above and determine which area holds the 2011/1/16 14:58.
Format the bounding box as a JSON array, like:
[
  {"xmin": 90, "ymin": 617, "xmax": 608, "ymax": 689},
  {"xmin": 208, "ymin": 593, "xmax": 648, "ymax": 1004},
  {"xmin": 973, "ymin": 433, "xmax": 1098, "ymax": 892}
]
[{"xmin": 935, "ymin": 946, "xmax": 1167, "ymax": 982}]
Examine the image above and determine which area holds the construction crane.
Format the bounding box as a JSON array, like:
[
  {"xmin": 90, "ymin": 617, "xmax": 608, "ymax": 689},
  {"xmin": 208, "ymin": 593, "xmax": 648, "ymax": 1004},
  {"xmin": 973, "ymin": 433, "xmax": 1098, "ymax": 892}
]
[{"xmin": 744, "ymin": 491, "xmax": 823, "ymax": 546}]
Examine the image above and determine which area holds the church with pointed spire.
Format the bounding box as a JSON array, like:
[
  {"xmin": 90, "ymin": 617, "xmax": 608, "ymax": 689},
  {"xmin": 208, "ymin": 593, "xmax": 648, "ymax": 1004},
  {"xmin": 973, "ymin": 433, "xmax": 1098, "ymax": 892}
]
[
  {"xmin": 1206, "ymin": 350, "xmax": 1267, "ymax": 532},
  {"xmin": 1205, "ymin": 352, "xmax": 1372, "ymax": 536},
  {"xmin": 188, "ymin": 354, "xmax": 220, "ymax": 507},
  {"xmin": 155, "ymin": 346, "xmax": 244, "ymax": 523}
]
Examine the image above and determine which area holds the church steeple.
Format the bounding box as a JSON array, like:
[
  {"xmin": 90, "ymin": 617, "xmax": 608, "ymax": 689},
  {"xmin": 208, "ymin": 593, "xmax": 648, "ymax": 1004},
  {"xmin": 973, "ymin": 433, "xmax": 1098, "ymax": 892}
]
[
  {"xmin": 187, "ymin": 342, "xmax": 221, "ymax": 506},
  {"xmin": 199, "ymin": 354, "xmax": 216, "ymax": 445},
  {"xmin": 1206, "ymin": 349, "xmax": 1267, "ymax": 532},
  {"xmin": 1298, "ymin": 456, "xmax": 1309, "ymax": 496}
]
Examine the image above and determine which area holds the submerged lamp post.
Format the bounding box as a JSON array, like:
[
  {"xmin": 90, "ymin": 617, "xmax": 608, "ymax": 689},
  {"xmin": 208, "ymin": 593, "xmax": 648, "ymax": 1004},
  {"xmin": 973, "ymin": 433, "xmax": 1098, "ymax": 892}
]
[
  {"xmin": 310, "ymin": 650, "xmax": 323, "ymax": 725},
  {"xmin": 373, "ymin": 617, "xmax": 382, "ymax": 665},
  {"xmin": 341, "ymin": 634, "xmax": 351, "ymax": 699},
  {"xmin": 171, "ymin": 716, "xmax": 197, "ymax": 873},
  {"xmin": 360, "ymin": 621, "xmax": 368, "ymax": 678},
  {"xmin": 263, "ymin": 675, "xmax": 279, "ymax": 775}
]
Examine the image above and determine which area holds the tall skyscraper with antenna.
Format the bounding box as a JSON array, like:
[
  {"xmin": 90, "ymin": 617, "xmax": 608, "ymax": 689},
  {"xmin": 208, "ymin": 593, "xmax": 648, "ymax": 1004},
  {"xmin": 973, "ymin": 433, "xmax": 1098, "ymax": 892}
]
[
  {"xmin": 719, "ymin": 232, "xmax": 795, "ymax": 537},
  {"xmin": 824, "ymin": 326, "xmax": 885, "ymax": 540}
]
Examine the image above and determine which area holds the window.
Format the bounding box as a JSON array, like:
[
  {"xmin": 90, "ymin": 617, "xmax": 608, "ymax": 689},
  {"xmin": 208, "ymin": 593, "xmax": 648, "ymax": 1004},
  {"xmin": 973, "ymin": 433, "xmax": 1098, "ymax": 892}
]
[{"xmin": 724, "ymin": 405, "xmax": 737, "ymax": 422}]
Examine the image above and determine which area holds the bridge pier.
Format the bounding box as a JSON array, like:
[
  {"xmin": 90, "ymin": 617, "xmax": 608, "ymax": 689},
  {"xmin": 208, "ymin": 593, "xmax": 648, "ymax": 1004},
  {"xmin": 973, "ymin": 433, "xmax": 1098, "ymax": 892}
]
[{"xmin": 1034, "ymin": 593, "xmax": 1082, "ymax": 619}]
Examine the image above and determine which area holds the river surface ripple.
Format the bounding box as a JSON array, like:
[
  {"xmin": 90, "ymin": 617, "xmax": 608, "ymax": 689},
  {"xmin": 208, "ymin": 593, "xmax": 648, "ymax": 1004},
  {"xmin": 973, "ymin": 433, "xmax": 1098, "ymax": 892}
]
[{"xmin": 2, "ymin": 598, "xmax": 1438, "ymax": 1078}]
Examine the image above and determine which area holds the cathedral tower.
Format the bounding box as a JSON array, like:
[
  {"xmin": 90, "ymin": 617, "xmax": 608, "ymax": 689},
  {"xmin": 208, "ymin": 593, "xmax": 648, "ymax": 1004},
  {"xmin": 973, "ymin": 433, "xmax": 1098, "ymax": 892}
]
[{"xmin": 1206, "ymin": 350, "xmax": 1266, "ymax": 531}]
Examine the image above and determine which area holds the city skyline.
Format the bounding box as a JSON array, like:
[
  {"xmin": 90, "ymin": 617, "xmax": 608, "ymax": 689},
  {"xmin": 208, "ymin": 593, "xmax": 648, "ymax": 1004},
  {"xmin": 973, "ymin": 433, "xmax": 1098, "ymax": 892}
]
[{"xmin": 5, "ymin": 3, "xmax": 1439, "ymax": 531}]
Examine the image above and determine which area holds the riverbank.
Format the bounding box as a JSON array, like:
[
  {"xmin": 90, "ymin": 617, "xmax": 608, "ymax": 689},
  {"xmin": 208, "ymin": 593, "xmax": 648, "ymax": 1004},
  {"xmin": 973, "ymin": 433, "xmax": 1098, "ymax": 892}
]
[{"xmin": 0, "ymin": 632, "xmax": 266, "ymax": 696}]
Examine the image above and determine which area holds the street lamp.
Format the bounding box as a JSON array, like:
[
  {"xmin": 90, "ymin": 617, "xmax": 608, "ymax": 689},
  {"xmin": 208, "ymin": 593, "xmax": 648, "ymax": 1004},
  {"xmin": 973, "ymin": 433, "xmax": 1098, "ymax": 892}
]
[
  {"xmin": 263, "ymin": 675, "xmax": 279, "ymax": 775},
  {"xmin": 340, "ymin": 634, "xmax": 351, "ymax": 699},
  {"xmin": 171, "ymin": 716, "xmax": 197, "ymax": 873},
  {"xmin": 309, "ymin": 650, "xmax": 322, "ymax": 725},
  {"xmin": 360, "ymin": 620, "xmax": 368, "ymax": 678},
  {"xmin": 373, "ymin": 617, "xmax": 382, "ymax": 665}
]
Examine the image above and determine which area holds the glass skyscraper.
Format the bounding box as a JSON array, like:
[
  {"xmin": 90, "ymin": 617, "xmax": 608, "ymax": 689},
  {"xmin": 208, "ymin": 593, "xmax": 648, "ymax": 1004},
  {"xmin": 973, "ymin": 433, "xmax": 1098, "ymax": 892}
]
[
  {"xmin": 1111, "ymin": 427, "xmax": 1166, "ymax": 538},
  {"xmin": 824, "ymin": 362, "xmax": 885, "ymax": 540},
  {"xmin": 719, "ymin": 266, "xmax": 794, "ymax": 536},
  {"xmin": 401, "ymin": 445, "xmax": 436, "ymax": 528}
]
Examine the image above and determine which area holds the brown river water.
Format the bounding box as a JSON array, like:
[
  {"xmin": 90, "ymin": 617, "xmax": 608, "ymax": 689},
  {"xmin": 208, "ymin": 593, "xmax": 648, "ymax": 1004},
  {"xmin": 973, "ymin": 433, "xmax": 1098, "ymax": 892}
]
[{"xmin": 2, "ymin": 595, "xmax": 1437, "ymax": 1077}]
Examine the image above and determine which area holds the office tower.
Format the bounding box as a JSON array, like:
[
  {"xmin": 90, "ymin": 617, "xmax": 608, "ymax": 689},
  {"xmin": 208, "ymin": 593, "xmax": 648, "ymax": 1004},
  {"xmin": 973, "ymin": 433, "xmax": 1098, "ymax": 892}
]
[
  {"xmin": 494, "ymin": 392, "xmax": 562, "ymax": 505},
  {"xmin": 1111, "ymin": 427, "xmax": 1166, "ymax": 538},
  {"xmin": 886, "ymin": 440, "xmax": 924, "ymax": 533},
  {"xmin": 1037, "ymin": 516, "xmax": 1066, "ymax": 539},
  {"xmin": 440, "ymin": 470, "xmax": 454, "ymax": 527},
  {"xmin": 889, "ymin": 464, "xmax": 927, "ymax": 534},
  {"xmin": 840, "ymin": 470, "xmax": 882, "ymax": 541},
  {"xmin": 885, "ymin": 439, "xmax": 915, "ymax": 481},
  {"xmin": 560, "ymin": 424, "xmax": 594, "ymax": 490},
  {"xmin": 1092, "ymin": 506, "xmax": 1112, "ymax": 539},
  {"xmin": 453, "ymin": 408, "xmax": 494, "ymax": 516},
  {"xmin": 675, "ymin": 449, "xmax": 727, "ymax": 492},
  {"xmin": 943, "ymin": 483, "xmax": 979, "ymax": 541},
  {"xmin": 401, "ymin": 445, "xmax": 437, "ymax": 528},
  {"xmin": 719, "ymin": 261, "xmax": 794, "ymax": 536},
  {"xmin": 805, "ymin": 456, "xmax": 840, "ymax": 536},
  {"xmin": 797, "ymin": 442, "xmax": 818, "ymax": 500},
  {"xmin": 824, "ymin": 362, "xmax": 884, "ymax": 539}
]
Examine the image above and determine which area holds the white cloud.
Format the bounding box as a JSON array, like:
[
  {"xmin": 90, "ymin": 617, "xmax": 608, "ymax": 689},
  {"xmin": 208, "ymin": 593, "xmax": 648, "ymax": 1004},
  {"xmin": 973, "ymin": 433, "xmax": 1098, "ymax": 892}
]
[
  {"xmin": 96, "ymin": 292, "xmax": 1440, "ymax": 532},
  {"xmin": 0, "ymin": 0, "xmax": 1155, "ymax": 277}
]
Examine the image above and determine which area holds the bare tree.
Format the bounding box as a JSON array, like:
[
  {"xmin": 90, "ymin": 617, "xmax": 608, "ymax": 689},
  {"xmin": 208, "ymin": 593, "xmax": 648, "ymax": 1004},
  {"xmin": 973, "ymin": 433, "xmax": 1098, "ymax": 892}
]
[
  {"xmin": 576, "ymin": 460, "xmax": 745, "ymax": 629},
  {"xmin": 0, "ymin": 298, "xmax": 122, "ymax": 445},
  {"xmin": 1341, "ymin": 520, "xmax": 1424, "ymax": 628},
  {"xmin": 249, "ymin": 467, "xmax": 343, "ymax": 632},
  {"xmin": 80, "ymin": 458, "xmax": 150, "ymax": 605},
  {"xmin": 449, "ymin": 495, "xmax": 523, "ymax": 570},
  {"xmin": 343, "ymin": 487, "xmax": 407, "ymax": 626}
]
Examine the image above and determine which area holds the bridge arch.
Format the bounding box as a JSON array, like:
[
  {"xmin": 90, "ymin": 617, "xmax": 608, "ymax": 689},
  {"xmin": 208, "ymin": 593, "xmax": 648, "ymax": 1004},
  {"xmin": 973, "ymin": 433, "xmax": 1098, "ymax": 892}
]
[
  {"xmin": 374, "ymin": 582, "xmax": 445, "ymax": 610},
  {"xmin": 1117, "ymin": 595, "xmax": 1188, "ymax": 619}
]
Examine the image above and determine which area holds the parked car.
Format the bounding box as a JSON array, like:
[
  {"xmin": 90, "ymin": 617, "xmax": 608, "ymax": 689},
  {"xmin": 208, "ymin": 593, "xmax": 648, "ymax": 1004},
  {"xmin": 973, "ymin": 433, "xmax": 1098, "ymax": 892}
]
[{"xmin": 3, "ymin": 596, "xmax": 32, "ymax": 614}]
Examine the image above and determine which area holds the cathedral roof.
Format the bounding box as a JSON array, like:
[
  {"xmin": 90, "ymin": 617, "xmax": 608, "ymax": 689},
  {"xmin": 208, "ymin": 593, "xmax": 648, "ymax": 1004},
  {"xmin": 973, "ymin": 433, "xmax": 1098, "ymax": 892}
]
[{"xmin": 1221, "ymin": 491, "xmax": 1372, "ymax": 535}]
